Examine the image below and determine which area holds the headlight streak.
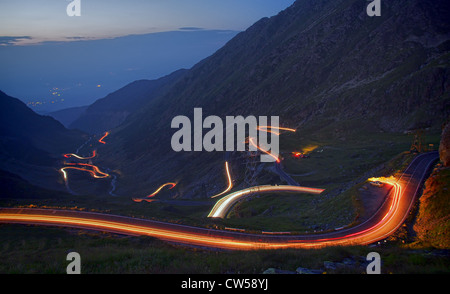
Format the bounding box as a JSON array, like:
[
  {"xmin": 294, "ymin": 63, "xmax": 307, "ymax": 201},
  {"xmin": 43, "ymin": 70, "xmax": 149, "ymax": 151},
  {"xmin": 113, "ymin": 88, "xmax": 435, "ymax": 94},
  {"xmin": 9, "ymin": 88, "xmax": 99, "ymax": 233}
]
[
  {"xmin": 63, "ymin": 150, "xmax": 97, "ymax": 160},
  {"xmin": 60, "ymin": 163, "xmax": 110, "ymax": 179},
  {"xmin": 208, "ymin": 185, "xmax": 325, "ymax": 218},
  {"xmin": 210, "ymin": 162, "xmax": 233, "ymax": 198},
  {"xmin": 208, "ymin": 124, "xmax": 310, "ymax": 216}
]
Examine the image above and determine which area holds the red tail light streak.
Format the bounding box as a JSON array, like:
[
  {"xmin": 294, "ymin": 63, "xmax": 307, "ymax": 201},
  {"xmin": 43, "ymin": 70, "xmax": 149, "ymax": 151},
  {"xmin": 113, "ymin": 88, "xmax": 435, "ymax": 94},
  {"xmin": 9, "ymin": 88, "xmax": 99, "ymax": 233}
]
[
  {"xmin": 247, "ymin": 126, "xmax": 296, "ymax": 163},
  {"xmin": 131, "ymin": 198, "xmax": 156, "ymax": 203},
  {"xmin": 290, "ymin": 178, "xmax": 404, "ymax": 247},
  {"xmin": 98, "ymin": 132, "xmax": 110, "ymax": 144}
]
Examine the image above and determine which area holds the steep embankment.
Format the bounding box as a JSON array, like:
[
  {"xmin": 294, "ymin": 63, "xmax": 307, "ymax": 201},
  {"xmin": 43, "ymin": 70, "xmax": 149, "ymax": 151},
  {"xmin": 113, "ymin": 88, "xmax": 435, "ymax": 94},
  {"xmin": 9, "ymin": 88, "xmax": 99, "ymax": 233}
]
[
  {"xmin": 414, "ymin": 165, "xmax": 450, "ymax": 248},
  {"xmin": 413, "ymin": 122, "xmax": 450, "ymax": 248}
]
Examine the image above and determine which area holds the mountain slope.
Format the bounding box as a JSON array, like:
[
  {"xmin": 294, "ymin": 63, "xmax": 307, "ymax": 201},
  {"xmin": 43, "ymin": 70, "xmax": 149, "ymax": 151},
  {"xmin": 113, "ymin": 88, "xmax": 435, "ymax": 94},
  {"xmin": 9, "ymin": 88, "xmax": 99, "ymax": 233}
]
[
  {"xmin": 100, "ymin": 0, "xmax": 449, "ymax": 197},
  {"xmin": 0, "ymin": 91, "xmax": 85, "ymax": 155},
  {"xmin": 48, "ymin": 105, "xmax": 89, "ymax": 128},
  {"xmin": 0, "ymin": 90, "xmax": 86, "ymax": 191},
  {"xmin": 69, "ymin": 69, "xmax": 187, "ymax": 134}
]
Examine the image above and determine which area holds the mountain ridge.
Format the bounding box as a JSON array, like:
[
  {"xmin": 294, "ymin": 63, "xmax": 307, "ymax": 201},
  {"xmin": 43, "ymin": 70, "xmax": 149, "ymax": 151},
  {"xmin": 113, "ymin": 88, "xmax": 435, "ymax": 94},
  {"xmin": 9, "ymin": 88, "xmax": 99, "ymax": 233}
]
[
  {"xmin": 0, "ymin": 90, "xmax": 86, "ymax": 191},
  {"xmin": 69, "ymin": 69, "xmax": 188, "ymax": 134},
  {"xmin": 73, "ymin": 0, "xmax": 450, "ymax": 197}
]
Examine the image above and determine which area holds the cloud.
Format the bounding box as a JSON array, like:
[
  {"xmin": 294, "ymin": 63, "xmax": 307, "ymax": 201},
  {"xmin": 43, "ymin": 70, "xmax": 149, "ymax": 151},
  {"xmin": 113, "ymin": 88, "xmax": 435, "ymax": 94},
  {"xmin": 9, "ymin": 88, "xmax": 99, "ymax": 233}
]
[
  {"xmin": 178, "ymin": 27, "xmax": 204, "ymax": 31},
  {"xmin": 0, "ymin": 36, "xmax": 32, "ymax": 46}
]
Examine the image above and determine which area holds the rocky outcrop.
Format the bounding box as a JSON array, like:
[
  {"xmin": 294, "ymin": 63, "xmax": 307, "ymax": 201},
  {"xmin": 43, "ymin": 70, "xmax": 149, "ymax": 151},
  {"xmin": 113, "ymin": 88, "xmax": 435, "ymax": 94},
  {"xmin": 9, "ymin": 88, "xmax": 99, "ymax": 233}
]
[{"xmin": 439, "ymin": 122, "xmax": 450, "ymax": 167}]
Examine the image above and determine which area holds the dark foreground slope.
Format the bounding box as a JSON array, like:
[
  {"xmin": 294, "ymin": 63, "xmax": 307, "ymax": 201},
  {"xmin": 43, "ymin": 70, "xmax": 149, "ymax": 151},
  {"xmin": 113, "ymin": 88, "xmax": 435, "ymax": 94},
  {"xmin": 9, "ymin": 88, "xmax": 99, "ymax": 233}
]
[{"xmin": 100, "ymin": 0, "xmax": 449, "ymax": 197}]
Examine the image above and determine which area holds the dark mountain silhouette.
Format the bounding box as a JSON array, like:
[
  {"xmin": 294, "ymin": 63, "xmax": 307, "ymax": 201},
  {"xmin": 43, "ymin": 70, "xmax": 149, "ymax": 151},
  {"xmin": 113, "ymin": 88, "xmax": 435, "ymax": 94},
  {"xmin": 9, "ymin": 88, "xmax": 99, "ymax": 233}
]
[
  {"xmin": 0, "ymin": 90, "xmax": 86, "ymax": 191},
  {"xmin": 69, "ymin": 69, "xmax": 187, "ymax": 135},
  {"xmin": 48, "ymin": 105, "xmax": 89, "ymax": 128},
  {"xmin": 0, "ymin": 169, "xmax": 71, "ymax": 199},
  {"xmin": 0, "ymin": 91, "xmax": 85, "ymax": 154},
  {"xmin": 98, "ymin": 0, "xmax": 449, "ymax": 197}
]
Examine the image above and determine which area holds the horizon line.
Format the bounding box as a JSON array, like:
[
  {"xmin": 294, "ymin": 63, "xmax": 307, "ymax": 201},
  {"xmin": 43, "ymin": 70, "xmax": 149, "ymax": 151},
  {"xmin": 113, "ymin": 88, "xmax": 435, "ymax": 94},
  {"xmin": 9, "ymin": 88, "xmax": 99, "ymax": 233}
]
[{"xmin": 0, "ymin": 28, "xmax": 241, "ymax": 47}]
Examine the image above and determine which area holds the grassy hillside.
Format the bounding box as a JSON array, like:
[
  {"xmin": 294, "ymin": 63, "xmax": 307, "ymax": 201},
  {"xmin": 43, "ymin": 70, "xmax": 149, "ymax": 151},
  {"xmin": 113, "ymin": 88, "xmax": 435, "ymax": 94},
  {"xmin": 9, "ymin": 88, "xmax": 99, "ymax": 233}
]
[
  {"xmin": 413, "ymin": 165, "xmax": 450, "ymax": 248},
  {"xmin": 0, "ymin": 224, "xmax": 448, "ymax": 274},
  {"xmin": 0, "ymin": 148, "xmax": 447, "ymax": 275}
]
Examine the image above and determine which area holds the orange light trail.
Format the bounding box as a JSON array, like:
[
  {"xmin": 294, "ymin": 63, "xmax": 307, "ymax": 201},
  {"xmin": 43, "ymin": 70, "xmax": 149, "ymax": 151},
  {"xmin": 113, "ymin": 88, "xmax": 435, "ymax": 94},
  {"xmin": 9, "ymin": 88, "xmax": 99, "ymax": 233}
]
[
  {"xmin": 60, "ymin": 163, "xmax": 110, "ymax": 179},
  {"xmin": 291, "ymin": 179, "xmax": 404, "ymax": 246},
  {"xmin": 0, "ymin": 178, "xmax": 407, "ymax": 250},
  {"xmin": 257, "ymin": 126, "xmax": 296, "ymax": 136},
  {"xmin": 248, "ymin": 137, "xmax": 280, "ymax": 163},
  {"xmin": 2, "ymin": 153, "xmax": 435, "ymax": 250},
  {"xmin": 132, "ymin": 183, "xmax": 177, "ymax": 203},
  {"xmin": 61, "ymin": 132, "xmax": 109, "ymax": 185},
  {"xmin": 208, "ymin": 184, "xmax": 325, "ymax": 218},
  {"xmin": 98, "ymin": 132, "xmax": 110, "ymax": 144},
  {"xmin": 132, "ymin": 199, "xmax": 156, "ymax": 203},
  {"xmin": 63, "ymin": 150, "xmax": 97, "ymax": 160},
  {"xmin": 147, "ymin": 183, "xmax": 177, "ymax": 197},
  {"xmin": 0, "ymin": 212, "xmax": 262, "ymax": 250},
  {"xmin": 245, "ymin": 125, "xmax": 295, "ymax": 162},
  {"xmin": 211, "ymin": 162, "xmax": 233, "ymax": 198}
]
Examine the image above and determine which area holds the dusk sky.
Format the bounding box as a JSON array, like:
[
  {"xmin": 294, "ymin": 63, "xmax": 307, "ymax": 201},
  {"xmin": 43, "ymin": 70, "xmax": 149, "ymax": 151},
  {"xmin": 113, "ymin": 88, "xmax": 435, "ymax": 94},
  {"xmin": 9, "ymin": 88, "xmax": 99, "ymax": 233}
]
[
  {"xmin": 0, "ymin": 1, "xmax": 297, "ymax": 112},
  {"xmin": 1, "ymin": 0, "xmax": 296, "ymax": 45}
]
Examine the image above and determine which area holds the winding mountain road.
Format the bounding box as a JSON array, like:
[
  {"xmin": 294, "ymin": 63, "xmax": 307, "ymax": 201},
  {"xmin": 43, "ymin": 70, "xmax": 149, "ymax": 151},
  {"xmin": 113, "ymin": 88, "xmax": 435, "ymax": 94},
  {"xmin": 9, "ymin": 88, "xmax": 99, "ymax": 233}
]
[
  {"xmin": 275, "ymin": 161, "xmax": 300, "ymax": 186},
  {"xmin": 0, "ymin": 152, "xmax": 438, "ymax": 250}
]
